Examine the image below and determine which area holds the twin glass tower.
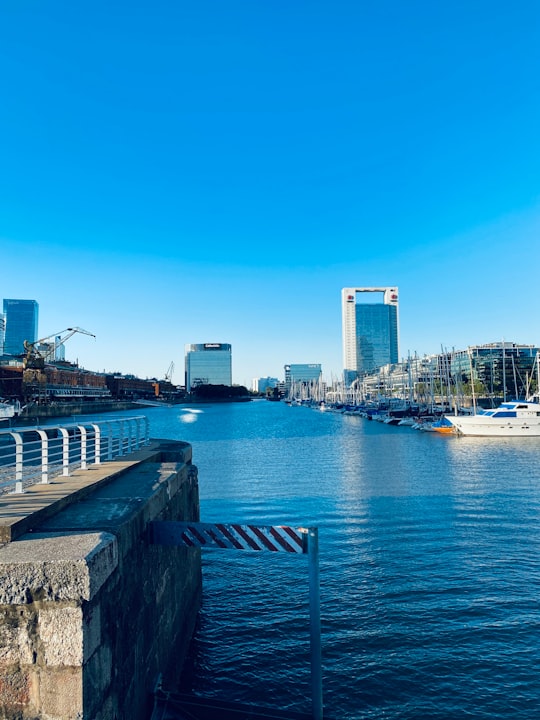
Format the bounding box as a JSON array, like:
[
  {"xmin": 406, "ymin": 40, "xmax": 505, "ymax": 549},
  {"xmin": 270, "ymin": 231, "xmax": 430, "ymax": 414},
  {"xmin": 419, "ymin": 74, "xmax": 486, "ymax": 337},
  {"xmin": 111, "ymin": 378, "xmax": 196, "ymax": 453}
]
[{"xmin": 342, "ymin": 287, "xmax": 399, "ymax": 385}]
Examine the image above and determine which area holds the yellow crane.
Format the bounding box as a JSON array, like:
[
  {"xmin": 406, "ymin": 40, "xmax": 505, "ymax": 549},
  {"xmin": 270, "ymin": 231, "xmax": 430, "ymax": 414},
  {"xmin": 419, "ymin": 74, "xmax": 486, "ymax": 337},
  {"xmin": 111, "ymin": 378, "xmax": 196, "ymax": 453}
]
[{"xmin": 23, "ymin": 327, "xmax": 95, "ymax": 369}]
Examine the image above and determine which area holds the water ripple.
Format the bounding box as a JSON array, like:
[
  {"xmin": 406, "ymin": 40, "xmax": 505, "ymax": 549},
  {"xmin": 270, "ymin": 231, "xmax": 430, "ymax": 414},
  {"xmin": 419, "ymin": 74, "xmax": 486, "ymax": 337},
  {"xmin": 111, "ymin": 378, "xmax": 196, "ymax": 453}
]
[{"xmin": 148, "ymin": 401, "xmax": 540, "ymax": 719}]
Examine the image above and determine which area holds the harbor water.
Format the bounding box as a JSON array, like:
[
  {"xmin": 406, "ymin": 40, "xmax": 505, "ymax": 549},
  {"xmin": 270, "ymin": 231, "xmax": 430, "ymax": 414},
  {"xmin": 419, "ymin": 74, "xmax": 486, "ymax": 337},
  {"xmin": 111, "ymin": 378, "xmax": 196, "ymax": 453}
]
[{"xmin": 123, "ymin": 402, "xmax": 540, "ymax": 717}]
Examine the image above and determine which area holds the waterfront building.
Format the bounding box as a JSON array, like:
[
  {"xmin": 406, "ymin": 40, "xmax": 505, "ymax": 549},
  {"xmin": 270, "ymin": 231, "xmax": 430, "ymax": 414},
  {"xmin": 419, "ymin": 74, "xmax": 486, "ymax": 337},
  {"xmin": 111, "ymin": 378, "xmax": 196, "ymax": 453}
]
[
  {"xmin": 342, "ymin": 287, "xmax": 399, "ymax": 385},
  {"xmin": 284, "ymin": 363, "xmax": 322, "ymax": 398},
  {"xmin": 185, "ymin": 343, "xmax": 232, "ymax": 390},
  {"xmin": 252, "ymin": 377, "xmax": 279, "ymax": 393},
  {"xmin": 451, "ymin": 342, "xmax": 540, "ymax": 401},
  {"xmin": 2, "ymin": 299, "xmax": 39, "ymax": 356},
  {"xmin": 351, "ymin": 342, "xmax": 540, "ymax": 409},
  {"xmin": 359, "ymin": 354, "xmax": 440, "ymax": 404},
  {"xmin": 0, "ymin": 313, "xmax": 5, "ymax": 355}
]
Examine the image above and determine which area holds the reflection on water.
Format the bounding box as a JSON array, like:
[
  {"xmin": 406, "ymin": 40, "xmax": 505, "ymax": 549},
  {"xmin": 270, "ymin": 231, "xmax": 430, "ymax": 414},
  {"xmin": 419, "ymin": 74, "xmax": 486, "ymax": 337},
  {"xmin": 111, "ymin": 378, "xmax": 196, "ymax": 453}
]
[{"xmin": 113, "ymin": 401, "xmax": 540, "ymax": 718}]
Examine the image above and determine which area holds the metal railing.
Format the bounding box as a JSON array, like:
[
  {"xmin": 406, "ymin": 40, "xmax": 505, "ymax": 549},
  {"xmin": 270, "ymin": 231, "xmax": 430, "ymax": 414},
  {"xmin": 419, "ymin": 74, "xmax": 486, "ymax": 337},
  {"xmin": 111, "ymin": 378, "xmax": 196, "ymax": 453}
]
[{"xmin": 0, "ymin": 416, "xmax": 150, "ymax": 495}]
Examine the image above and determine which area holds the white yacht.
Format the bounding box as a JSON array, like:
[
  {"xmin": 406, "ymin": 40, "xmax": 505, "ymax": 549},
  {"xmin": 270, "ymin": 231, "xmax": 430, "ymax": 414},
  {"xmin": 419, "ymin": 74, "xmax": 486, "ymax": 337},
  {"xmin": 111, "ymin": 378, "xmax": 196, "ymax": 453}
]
[{"xmin": 445, "ymin": 400, "xmax": 540, "ymax": 437}]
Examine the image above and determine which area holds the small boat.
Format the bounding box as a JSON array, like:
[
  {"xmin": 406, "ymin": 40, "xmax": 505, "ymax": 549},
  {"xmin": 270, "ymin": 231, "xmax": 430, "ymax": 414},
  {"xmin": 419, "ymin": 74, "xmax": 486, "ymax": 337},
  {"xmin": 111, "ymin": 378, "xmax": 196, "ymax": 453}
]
[
  {"xmin": 431, "ymin": 419, "xmax": 455, "ymax": 434},
  {"xmin": 444, "ymin": 400, "xmax": 540, "ymax": 437},
  {"xmin": 0, "ymin": 400, "xmax": 18, "ymax": 421}
]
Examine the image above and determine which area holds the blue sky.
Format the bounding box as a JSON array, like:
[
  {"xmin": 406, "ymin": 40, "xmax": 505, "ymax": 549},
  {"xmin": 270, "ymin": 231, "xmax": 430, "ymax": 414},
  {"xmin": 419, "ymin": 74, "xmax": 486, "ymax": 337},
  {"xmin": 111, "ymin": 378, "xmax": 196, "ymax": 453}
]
[{"xmin": 1, "ymin": 1, "xmax": 539, "ymax": 387}]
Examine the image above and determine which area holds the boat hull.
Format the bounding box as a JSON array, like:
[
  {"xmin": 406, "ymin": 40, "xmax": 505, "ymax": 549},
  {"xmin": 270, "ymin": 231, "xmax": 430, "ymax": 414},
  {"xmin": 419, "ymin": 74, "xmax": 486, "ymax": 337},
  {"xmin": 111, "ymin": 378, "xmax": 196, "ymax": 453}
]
[
  {"xmin": 445, "ymin": 400, "xmax": 540, "ymax": 437},
  {"xmin": 446, "ymin": 417, "xmax": 540, "ymax": 437}
]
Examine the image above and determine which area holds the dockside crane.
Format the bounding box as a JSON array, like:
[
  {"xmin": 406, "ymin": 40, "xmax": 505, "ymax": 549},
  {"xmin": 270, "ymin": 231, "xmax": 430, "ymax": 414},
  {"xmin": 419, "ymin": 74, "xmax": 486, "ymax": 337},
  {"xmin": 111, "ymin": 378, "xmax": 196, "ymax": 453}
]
[
  {"xmin": 164, "ymin": 361, "xmax": 175, "ymax": 383},
  {"xmin": 23, "ymin": 327, "xmax": 96, "ymax": 369}
]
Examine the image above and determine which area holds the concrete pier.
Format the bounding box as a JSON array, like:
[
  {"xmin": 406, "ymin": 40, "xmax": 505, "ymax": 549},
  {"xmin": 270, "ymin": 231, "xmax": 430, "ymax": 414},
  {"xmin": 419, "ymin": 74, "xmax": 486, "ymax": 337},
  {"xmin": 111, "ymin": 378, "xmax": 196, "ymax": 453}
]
[{"xmin": 0, "ymin": 439, "xmax": 201, "ymax": 720}]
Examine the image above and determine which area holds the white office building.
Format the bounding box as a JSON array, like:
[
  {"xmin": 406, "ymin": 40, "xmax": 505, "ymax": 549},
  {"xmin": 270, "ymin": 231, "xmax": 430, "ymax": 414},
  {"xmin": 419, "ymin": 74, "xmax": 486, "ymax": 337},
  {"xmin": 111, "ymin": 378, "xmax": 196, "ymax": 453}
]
[{"xmin": 342, "ymin": 287, "xmax": 399, "ymax": 385}]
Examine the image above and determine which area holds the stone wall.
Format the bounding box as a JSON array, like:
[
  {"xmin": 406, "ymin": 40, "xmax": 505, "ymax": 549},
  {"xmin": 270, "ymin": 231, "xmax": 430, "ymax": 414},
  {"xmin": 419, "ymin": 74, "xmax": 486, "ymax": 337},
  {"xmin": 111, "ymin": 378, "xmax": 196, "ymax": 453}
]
[{"xmin": 0, "ymin": 439, "xmax": 201, "ymax": 720}]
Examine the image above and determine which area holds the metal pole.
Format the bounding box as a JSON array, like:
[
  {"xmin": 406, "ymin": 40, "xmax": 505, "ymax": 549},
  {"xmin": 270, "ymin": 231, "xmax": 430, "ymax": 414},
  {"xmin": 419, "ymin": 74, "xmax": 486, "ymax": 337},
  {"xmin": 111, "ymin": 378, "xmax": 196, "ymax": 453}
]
[{"xmin": 308, "ymin": 527, "xmax": 323, "ymax": 720}]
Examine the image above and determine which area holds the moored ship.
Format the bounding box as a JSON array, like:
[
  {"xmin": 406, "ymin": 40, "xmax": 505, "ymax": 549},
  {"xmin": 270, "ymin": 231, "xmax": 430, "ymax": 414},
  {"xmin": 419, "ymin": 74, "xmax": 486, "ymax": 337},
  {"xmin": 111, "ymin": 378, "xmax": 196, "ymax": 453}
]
[{"xmin": 445, "ymin": 400, "xmax": 540, "ymax": 437}]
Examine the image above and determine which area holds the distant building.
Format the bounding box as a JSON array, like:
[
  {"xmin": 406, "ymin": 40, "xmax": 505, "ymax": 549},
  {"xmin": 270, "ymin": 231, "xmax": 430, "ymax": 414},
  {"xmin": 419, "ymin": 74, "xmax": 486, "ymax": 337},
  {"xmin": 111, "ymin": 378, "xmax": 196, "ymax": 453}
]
[
  {"xmin": 342, "ymin": 287, "xmax": 399, "ymax": 385},
  {"xmin": 284, "ymin": 363, "xmax": 322, "ymax": 395},
  {"xmin": 451, "ymin": 342, "xmax": 540, "ymax": 400},
  {"xmin": 185, "ymin": 343, "xmax": 232, "ymax": 390},
  {"xmin": 2, "ymin": 299, "xmax": 39, "ymax": 356},
  {"xmin": 253, "ymin": 377, "xmax": 279, "ymax": 393}
]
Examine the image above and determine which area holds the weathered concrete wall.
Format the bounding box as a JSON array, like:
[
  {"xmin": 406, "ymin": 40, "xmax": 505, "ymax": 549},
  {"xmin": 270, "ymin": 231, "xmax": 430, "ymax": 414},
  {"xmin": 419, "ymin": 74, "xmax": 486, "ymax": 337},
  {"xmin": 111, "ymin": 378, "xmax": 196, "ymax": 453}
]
[{"xmin": 0, "ymin": 439, "xmax": 201, "ymax": 720}]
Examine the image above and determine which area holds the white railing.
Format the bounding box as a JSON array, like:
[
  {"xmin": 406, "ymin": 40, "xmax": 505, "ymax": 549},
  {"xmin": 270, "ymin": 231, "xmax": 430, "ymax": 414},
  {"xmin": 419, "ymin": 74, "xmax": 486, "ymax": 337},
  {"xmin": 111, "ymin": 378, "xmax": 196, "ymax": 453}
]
[{"xmin": 0, "ymin": 416, "xmax": 150, "ymax": 495}]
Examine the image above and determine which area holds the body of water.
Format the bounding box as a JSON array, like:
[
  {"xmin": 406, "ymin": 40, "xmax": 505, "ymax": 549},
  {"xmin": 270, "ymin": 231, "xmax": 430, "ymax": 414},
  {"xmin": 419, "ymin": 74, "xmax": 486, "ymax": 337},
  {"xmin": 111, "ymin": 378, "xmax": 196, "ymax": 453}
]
[{"xmin": 120, "ymin": 401, "xmax": 540, "ymax": 717}]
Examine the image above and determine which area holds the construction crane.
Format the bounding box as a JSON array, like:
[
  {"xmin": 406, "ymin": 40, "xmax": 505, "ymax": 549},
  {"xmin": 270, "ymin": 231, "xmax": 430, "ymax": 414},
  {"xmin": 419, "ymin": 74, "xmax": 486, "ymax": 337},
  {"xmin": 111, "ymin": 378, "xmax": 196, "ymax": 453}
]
[
  {"xmin": 23, "ymin": 327, "xmax": 95, "ymax": 369},
  {"xmin": 164, "ymin": 361, "xmax": 175, "ymax": 383}
]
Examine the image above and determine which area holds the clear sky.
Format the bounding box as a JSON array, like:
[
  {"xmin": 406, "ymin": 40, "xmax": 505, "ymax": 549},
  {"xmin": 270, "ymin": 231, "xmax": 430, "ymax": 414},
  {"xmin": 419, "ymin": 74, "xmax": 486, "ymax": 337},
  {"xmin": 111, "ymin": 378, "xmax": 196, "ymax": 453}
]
[{"xmin": 1, "ymin": 1, "xmax": 539, "ymax": 388}]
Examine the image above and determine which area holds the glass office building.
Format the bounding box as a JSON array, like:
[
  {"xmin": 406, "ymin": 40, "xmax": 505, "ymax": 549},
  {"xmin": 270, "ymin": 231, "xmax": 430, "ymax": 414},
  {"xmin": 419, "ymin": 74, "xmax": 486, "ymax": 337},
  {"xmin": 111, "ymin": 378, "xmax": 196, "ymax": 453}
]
[
  {"xmin": 284, "ymin": 363, "xmax": 322, "ymax": 386},
  {"xmin": 451, "ymin": 343, "xmax": 540, "ymax": 400},
  {"xmin": 284, "ymin": 363, "xmax": 322, "ymax": 397},
  {"xmin": 342, "ymin": 287, "xmax": 399, "ymax": 384},
  {"xmin": 2, "ymin": 299, "xmax": 39, "ymax": 356},
  {"xmin": 185, "ymin": 343, "xmax": 232, "ymax": 390}
]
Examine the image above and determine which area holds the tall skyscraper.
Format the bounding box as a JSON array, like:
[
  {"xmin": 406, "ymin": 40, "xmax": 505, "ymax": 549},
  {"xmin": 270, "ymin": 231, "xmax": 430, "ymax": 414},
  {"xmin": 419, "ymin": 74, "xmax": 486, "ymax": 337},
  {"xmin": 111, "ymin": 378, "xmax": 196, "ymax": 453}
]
[
  {"xmin": 2, "ymin": 299, "xmax": 39, "ymax": 356},
  {"xmin": 342, "ymin": 287, "xmax": 399, "ymax": 384},
  {"xmin": 185, "ymin": 343, "xmax": 232, "ymax": 390}
]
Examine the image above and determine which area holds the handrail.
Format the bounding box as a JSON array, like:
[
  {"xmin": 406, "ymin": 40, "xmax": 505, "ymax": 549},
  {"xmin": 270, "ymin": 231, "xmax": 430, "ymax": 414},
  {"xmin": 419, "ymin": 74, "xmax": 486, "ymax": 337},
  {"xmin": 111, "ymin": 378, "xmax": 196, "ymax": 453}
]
[{"xmin": 0, "ymin": 416, "xmax": 150, "ymax": 494}]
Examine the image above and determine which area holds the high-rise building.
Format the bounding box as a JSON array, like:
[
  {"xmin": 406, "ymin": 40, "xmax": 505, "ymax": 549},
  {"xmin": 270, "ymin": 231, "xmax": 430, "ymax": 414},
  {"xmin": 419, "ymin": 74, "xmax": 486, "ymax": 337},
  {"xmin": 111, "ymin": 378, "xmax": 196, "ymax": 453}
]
[
  {"xmin": 185, "ymin": 343, "xmax": 232, "ymax": 390},
  {"xmin": 342, "ymin": 287, "xmax": 399, "ymax": 384},
  {"xmin": 2, "ymin": 299, "xmax": 39, "ymax": 356},
  {"xmin": 252, "ymin": 377, "xmax": 279, "ymax": 393}
]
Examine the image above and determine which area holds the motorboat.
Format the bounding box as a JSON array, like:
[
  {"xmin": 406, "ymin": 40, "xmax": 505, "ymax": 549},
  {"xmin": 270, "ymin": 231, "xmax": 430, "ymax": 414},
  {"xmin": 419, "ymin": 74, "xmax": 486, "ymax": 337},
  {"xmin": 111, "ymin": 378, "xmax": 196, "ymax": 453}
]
[
  {"xmin": 0, "ymin": 402, "xmax": 16, "ymax": 422},
  {"xmin": 444, "ymin": 400, "xmax": 540, "ymax": 437}
]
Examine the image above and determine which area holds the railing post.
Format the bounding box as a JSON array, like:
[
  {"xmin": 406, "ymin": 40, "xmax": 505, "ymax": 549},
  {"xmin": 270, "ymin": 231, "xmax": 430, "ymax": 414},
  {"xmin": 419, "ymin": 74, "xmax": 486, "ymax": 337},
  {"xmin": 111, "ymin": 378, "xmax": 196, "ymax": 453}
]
[
  {"xmin": 126, "ymin": 419, "xmax": 133, "ymax": 454},
  {"xmin": 143, "ymin": 415, "xmax": 150, "ymax": 444},
  {"xmin": 77, "ymin": 425, "xmax": 88, "ymax": 470},
  {"xmin": 36, "ymin": 430, "xmax": 49, "ymax": 484},
  {"xmin": 134, "ymin": 418, "xmax": 142, "ymax": 449},
  {"xmin": 105, "ymin": 421, "xmax": 113, "ymax": 460},
  {"xmin": 91, "ymin": 424, "xmax": 101, "ymax": 465},
  {"xmin": 58, "ymin": 428, "xmax": 70, "ymax": 476},
  {"xmin": 118, "ymin": 421, "xmax": 124, "ymax": 456},
  {"xmin": 9, "ymin": 432, "xmax": 24, "ymax": 493}
]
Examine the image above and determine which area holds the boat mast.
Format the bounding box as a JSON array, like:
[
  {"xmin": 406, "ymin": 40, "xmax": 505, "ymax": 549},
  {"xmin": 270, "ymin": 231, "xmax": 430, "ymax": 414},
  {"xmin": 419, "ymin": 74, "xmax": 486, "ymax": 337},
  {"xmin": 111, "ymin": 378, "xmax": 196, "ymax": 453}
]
[
  {"xmin": 469, "ymin": 348, "xmax": 477, "ymax": 414},
  {"xmin": 511, "ymin": 354, "xmax": 518, "ymax": 400},
  {"xmin": 407, "ymin": 352, "xmax": 413, "ymax": 406},
  {"xmin": 535, "ymin": 351, "xmax": 540, "ymax": 402},
  {"xmin": 502, "ymin": 340, "xmax": 507, "ymax": 402}
]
